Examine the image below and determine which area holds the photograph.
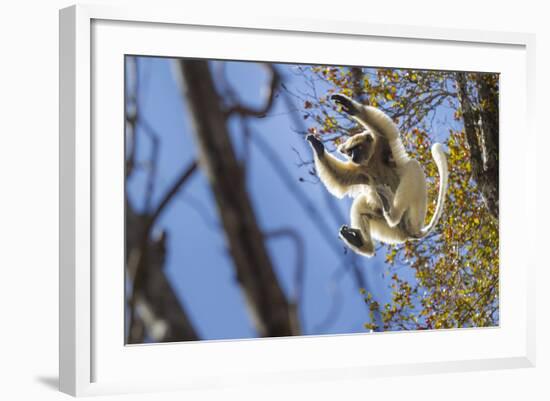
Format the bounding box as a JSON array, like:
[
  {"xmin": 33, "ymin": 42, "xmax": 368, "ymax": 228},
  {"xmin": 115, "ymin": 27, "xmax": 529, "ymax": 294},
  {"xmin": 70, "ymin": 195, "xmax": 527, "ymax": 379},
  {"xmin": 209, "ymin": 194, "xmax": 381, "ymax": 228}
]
[{"xmin": 124, "ymin": 56, "xmax": 499, "ymax": 344}]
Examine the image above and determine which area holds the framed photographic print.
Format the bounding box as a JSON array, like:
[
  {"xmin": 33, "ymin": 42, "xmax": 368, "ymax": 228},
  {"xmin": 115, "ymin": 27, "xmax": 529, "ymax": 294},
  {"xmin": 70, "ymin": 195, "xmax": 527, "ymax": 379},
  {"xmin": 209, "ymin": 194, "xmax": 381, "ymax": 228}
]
[{"xmin": 59, "ymin": 4, "xmax": 536, "ymax": 397}]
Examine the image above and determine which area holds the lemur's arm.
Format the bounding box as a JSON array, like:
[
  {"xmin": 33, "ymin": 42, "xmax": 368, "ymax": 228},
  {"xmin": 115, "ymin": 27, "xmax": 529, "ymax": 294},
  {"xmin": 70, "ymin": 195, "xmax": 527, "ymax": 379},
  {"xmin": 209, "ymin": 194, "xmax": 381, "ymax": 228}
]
[
  {"xmin": 306, "ymin": 135, "xmax": 369, "ymax": 199},
  {"xmin": 331, "ymin": 94, "xmax": 409, "ymax": 166}
]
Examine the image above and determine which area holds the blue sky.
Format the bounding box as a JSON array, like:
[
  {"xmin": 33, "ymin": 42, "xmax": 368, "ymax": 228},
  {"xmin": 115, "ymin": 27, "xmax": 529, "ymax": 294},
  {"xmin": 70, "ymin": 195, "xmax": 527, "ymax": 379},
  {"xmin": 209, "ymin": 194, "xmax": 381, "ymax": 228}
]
[{"xmin": 125, "ymin": 57, "xmax": 457, "ymax": 340}]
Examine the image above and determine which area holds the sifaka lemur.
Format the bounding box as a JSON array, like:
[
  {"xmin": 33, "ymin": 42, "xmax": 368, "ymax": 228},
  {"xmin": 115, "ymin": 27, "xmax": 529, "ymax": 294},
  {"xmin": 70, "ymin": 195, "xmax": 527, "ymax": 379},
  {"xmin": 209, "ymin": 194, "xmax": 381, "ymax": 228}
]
[{"xmin": 306, "ymin": 94, "xmax": 448, "ymax": 257}]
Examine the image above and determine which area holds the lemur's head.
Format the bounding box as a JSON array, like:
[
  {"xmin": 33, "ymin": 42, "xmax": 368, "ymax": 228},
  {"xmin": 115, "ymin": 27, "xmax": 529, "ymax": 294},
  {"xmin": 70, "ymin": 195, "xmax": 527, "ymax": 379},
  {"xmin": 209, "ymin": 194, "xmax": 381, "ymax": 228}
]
[{"xmin": 338, "ymin": 131, "xmax": 376, "ymax": 165}]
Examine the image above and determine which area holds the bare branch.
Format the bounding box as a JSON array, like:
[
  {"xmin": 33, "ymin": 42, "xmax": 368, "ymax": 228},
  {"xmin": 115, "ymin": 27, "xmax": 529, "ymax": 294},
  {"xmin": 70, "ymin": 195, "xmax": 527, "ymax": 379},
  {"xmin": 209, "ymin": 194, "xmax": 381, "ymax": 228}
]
[
  {"xmin": 127, "ymin": 160, "xmax": 199, "ymax": 343},
  {"xmin": 139, "ymin": 117, "xmax": 161, "ymax": 212},
  {"xmin": 125, "ymin": 56, "xmax": 139, "ymax": 177},
  {"xmin": 146, "ymin": 160, "xmax": 198, "ymax": 235},
  {"xmin": 251, "ymin": 128, "xmax": 343, "ymax": 256},
  {"xmin": 125, "ymin": 57, "xmax": 200, "ymax": 344},
  {"xmin": 224, "ymin": 64, "xmax": 280, "ymax": 118},
  {"xmin": 126, "ymin": 207, "xmax": 200, "ymax": 343},
  {"xmin": 177, "ymin": 59, "xmax": 299, "ymax": 337},
  {"xmin": 312, "ymin": 263, "xmax": 347, "ymax": 333},
  {"xmin": 265, "ymin": 227, "xmax": 306, "ymax": 332},
  {"xmin": 264, "ymin": 228, "xmax": 306, "ymax": 305}
]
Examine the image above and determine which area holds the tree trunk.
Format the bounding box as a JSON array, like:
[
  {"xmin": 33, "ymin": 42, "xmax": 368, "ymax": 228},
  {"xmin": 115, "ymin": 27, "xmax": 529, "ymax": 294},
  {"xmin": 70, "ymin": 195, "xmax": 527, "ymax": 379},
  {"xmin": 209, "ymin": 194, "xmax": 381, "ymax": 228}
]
[
  {"xmin": 177, "ymin": 59, "xmax": 299, "ymax": 337},
  {"xmin": 456, "ymin": 72, "xmax": 499, "ymax": 219},
  {"xmin": 350, "ymin": 66, "xmax": 365, "ymax": 100},
  {"xmin": 126, "ymin": 201, "xmax": 199, "ymax": 343}
]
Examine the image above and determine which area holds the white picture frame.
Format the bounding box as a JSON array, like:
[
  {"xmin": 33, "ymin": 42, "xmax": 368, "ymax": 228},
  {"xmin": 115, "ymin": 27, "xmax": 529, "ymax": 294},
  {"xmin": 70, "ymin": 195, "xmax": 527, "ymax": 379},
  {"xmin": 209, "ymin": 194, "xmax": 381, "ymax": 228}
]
[{"xmin": 59, "ymin": 3, "xmax": 536, "ymax": 397}]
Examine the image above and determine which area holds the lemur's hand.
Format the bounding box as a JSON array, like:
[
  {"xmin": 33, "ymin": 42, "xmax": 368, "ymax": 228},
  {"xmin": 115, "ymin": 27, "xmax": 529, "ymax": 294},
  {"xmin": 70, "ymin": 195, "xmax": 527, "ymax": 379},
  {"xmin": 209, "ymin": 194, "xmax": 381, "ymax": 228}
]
[
  {"xmin": 331, "ymin": 94, "xmax": 360, "ymax": 116},
  {"xmin": 306, "ymin": 134, "xmax": 325, "ymax": 157}
]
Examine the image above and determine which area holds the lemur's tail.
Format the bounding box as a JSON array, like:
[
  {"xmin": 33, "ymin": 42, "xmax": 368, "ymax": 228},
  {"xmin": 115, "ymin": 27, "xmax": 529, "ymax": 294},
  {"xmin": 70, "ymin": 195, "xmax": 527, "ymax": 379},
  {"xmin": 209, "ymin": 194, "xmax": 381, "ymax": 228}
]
[{"xmin": 420, "ymin": 143, "xmax": 448, "ymax": 236}]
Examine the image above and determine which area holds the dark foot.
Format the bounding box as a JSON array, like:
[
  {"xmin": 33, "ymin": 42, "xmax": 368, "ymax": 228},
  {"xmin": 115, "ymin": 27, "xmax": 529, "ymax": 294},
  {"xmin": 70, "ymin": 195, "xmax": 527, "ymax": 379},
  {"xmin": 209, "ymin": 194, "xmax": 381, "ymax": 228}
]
[
  {"xmin": 339, "ymin": 225, "xmax": 363, "ymax": 248},
  {"xmin": 331, "ymin": 94, "xmax": 359, "ymax": 116},
  {"xmin": 306, "ymin": 134, "xmax": 325, "ymax": 157}
]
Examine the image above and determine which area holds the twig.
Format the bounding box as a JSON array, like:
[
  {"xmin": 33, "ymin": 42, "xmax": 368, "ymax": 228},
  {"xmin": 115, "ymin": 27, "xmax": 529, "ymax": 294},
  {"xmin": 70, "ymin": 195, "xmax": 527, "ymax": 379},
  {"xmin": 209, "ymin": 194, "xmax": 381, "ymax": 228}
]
[
  {"xmin": 312, "ymin": 263, "xmax": 347, "ymax": 333},
  {"xmin": 251, "ymin": 130, "xmax": 342, "ymax": 256},
  {"xmin": 224, "ymin": 64, "xmax": 280, "ymax": 118},
  {"xmin": 264, "ymin": 228, "xmax": 306, "ymax": 305},
  {"xmin": 138, "ymin": 117, "xmax": 161, "ymax": 212},
  {"xmin": 265, "ymin": 228, "xmax": 306, "ymax": 331}
]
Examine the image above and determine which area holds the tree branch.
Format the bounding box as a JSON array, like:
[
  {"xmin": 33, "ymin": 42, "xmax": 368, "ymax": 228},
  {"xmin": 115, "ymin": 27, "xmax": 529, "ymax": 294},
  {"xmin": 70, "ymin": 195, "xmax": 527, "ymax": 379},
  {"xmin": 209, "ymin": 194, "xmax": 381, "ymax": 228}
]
[
  {"xmin": 126, "ymin": 160, "xmax": 199, "ymax": 343},
  {"xmin": 224, "ymin": 64, "xmax": 280, "ymax": 118},
  {"xmin": 126, "ymin": 197, "xmax": 199, "ymax": 343},
  {"xmin": 177, "ymin": 59, "xmax": 299, "ymax": 337}
]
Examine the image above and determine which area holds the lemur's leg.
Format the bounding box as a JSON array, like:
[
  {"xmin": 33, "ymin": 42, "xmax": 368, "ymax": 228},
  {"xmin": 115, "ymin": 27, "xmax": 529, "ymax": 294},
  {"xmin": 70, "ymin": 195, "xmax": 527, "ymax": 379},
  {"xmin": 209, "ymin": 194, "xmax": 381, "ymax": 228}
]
[
  {"xmin": 379, "ymin": 161, "xmax": 427, "ymax": 232},
  {"xmin": 306, "ymin": 134, "xmax": 370, "ymax": 199},
  {"xmin": 377, "ymin": 162, "xmax": 423, "ymax": 228},
  {"xmin": 378, "ymin": 185, "xmax": 408, "ymax": 228},
  {"xmin": 339, "ymin": 195, "xmax": 375, "ymax": 257},
  {"xmin": 375, "ymin": 184, "xmax": 394, "ymax": 213}
]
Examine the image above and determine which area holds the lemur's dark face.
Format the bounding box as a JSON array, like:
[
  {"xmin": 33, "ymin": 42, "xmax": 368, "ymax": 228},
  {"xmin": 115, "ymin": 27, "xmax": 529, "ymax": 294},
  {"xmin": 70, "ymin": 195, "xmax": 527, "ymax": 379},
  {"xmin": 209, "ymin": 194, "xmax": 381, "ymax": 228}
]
[{"xmin": 338, "ymin": 131, "xmax": 376, "ymax": 165}]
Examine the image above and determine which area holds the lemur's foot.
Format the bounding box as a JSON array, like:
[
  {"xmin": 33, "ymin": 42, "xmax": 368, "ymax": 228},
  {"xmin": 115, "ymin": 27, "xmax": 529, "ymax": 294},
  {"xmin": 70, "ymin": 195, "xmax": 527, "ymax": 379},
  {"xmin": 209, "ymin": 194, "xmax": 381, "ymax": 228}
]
[
  {"xmin": 339, "ymin": 225, "xmax": 363, "ymax": 248},
  {"xmin": 331, "ymin": 94, "xmax": 359, "ymax": 116},
  {"xmin": 306, "ymin": 134, "xmax": 325, "ymax": 157}
]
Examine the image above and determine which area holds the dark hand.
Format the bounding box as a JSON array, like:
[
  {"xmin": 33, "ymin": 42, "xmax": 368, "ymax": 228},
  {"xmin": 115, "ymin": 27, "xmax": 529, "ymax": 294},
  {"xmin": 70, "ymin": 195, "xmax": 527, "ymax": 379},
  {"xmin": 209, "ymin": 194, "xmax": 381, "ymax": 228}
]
[
  {"xmin": 306, "ymin": 134, "xmax": 325, "ymax": 157},
  {"xmin": 331, "ymin": 94, "xmax": 360, "ymax": 116}
]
